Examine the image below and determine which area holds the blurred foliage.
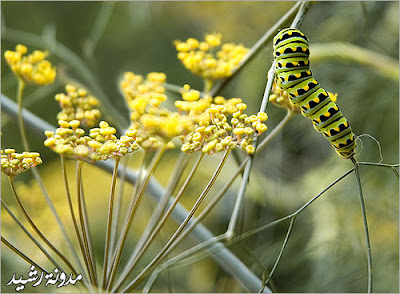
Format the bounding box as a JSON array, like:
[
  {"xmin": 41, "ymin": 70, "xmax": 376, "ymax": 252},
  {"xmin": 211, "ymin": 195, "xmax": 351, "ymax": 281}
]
[{"xmin": 1, "ymin": 1, "xmax": 398, "ymax": 293}]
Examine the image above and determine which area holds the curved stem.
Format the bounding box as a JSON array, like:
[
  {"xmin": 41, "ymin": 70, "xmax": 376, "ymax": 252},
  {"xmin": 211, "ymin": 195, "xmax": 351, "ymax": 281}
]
[
  {"xmin": 102, "ymin": 157, "xmax": 121, "ymax": 290},
  {"xmin": 8, "ymin": 176, "xmax": 79, "ymax": 276},
  {"xmin": 122, "ymin": 150, "xmax": 230, "ymax": 293},
  {"xmin": 351, "ymin": 157, "xmax": 372, "ymax": 293}
]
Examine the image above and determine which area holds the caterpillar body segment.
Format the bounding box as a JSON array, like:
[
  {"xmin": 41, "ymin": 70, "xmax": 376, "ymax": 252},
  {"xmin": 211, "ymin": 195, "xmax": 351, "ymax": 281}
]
[{"xmin": 273, "ymin": 28, "xmax": 356, "ymax": 159}]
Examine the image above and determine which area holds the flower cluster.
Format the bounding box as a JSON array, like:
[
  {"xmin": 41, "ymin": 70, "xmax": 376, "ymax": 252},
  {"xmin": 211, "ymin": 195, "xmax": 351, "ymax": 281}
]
[
  {"xmin": 55, "ymin": 84, "xmax": 101, "ymax": 127},
  {"xmin": 174, "ymin": 33, "xmax": 249, "ymax": 83},
  {"xmin": 270, "ymin": 81, "xmax": 338, "ymax": 113},
  {"xmin": 4, "ymin": 44, "xmax": 56, "ymax": 85},
  {"xmin": 181, "ymin": 102, "xmax": 268, "ymax": 155},
  {"xmin": 44, "ymin": 120, "xmax": 139, "ymax": 162},
  {"xmin": 1, "ymin": 149, "xmax": 43, "ymax": 176},
  {"xmin": 120, "ymin": 72, "xmax": 195, "ymax": 150},
  {"xmin": 175, "ymin": 84, "xmax": 244, "ymax": 123}
]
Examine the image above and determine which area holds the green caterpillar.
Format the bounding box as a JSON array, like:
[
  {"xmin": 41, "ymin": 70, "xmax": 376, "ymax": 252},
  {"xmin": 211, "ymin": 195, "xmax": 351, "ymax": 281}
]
[{"xmin": 273, "ymin": 28, "xmax": 356, "ymax": 159}]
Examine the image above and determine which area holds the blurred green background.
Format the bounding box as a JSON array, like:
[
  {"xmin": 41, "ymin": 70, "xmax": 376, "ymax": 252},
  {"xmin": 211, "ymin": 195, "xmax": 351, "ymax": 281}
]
[{"xmin": 1, "ymin": 1, "xmax": 398, "ymax": 293}]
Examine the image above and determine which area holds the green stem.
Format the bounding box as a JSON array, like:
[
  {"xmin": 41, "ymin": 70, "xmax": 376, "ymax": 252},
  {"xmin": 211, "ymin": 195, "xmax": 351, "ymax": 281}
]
[
  {"xmin": 113, "ymin": 153, "xmax": 203, "ymax": 292},
  {"xmin": 105, "ymin": 146, "xmax": 166, "ymax": 290},
  {"xmin": 259, "ymin": 216, "xmax": 296, "ymax": 293},
  {"xmin": 1, "ymin": 200, "xmax": 63, "ymax": 270},
  {"xmin": 102, "ymin": 157, "xmax": 121, "ymax": 290},
  {"xmin": 122, "ymin": 150, "xmax": 230, "ymax": 292},
  {"xmin": 351, "ymin": 157, "xmax": 372, "ymax": 293},
  {"xmin": 8, "ymin": 176, "xmax": 79, "ymax": 276},
  {"xmin": 1, "ymin": 236, "xmax": 48, "ymax": 274},
  {"xmin": 76, "ymin": 161, "xmax": 98, "ymax": 288},
  {"xmin": 60, "ymin": 156, "xmax": 90, "ymax": 278},
  {"xmin": 108, "ymin": 155, "xmax": 130, "ymax": 265}
]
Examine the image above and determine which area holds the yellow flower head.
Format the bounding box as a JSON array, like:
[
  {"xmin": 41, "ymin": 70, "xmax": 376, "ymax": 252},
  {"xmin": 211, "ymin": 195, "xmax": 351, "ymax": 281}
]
[
  {"xmin": 55, "ymin": 84, "xmax": 101, "ymax": 127},
  {"xmin": 120, "ymin": 72, "xmax": 196, "ymax": 150},
  {"xmin": 180, "ymin": 101, "xmax": 268, "ymax": 155},
  {"xmin": 4, "ymin": 44, "xmax": 56, "ymax": 85},
  {"xmin": 174, "ymin": 33, "xmax": 249, "ymax": 82},
  {"xmin": 1, "ymin": 148, "xmax": 43, "ymax": 176},
  {"xmin": 44, "ymin": 120, "xmax": 139, "ymax": 162}
]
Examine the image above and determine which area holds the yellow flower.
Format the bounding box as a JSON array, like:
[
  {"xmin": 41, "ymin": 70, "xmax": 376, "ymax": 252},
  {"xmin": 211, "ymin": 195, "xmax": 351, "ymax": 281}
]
[
  {"xmin": 4, "ymin": 44, "xmax": 56, "ymax": 85},
  {"xmin": 180, "ymin": 101, "xmax": 268, "ymax": 155},
  {"xmin": 174, "ymin": 33, "xmax": 249, "ymax": 82},
  {"xmin": 44, "ymin": 120, "xmax": 139, "ymax": 162},
  {"xmin": 55, "ymin": 84, "xmax": 101, "ymax": 127},
  {"xmin": 1, "ymin": 149, "xmax": 43, "ymax": 176}
]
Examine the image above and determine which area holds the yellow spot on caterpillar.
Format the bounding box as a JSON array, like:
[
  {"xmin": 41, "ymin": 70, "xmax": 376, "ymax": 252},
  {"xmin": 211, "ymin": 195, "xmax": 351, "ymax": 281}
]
[
  {"xmin": 295, "ymin": 73, "xmax": 302, "ymax": 78},
  {"xmin": 333, "ymin": 105, "xmax": 338, "ymax": 111},
  {"xmin": 288, "ymin": 31, "xmax": 293, "ymax": 36},
  {"xmin": 306, "ymin": 70, "xmax": 311, "ymax": 75},
  {"xmin": 305, "ymin": 104, "xmax": 310, "ymax": 109},
  {"xmin": 313, "ymin": 80, "xmax": 318, "ymax": 84},
  {"xmin": 279, "ymin": 48, "xmax": 284, "ymax": 54},
  {"xmin": 304, "ymin": 85, "xmax": 309, "ymax": 91},
  {"xmin": 304, "ymin": 60, "xmax": 309, "ymax": 65},
  {"xmin": 302, "ymin": 48, "xmax": 307, "ymax": 52},
  {"xmin": 344, "ymin": 122, "xmax": 348, "ymax": 127},
  {"xmin": 334, "ymin": 127, "xmax": 340, "ymax": 132},
  {"xmin": 324, "ymin": 112, "xmax": 331, "ymax": 117},
  {"xmin": 313, "ymin": 97, "xmax": 320, "ymax": 103},
  {"xmin": 292, "ymin": 61, "xmax": 298, "ymax": 66},
  {"xmin": 291, "ymin": 47, "xmax": 297, "ymax": 51},
  {"xmin": 317, "ymin": 118, "xmax": 321, "ymax": 123},
  {"xmin": 282, "ymin": 62, "xmax": 286, "ymax": 67}
]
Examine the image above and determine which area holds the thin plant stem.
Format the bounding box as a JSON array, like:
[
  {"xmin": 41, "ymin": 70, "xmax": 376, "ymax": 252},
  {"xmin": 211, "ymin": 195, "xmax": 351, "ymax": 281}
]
[
  {"xmin": 108, "ymin": 150, "xmax": 147, "ymax": 269},
  {"xmin": 15, "ymin": 79, "xmax": 83, "ymax": 274},
  {"xmin": 209, "ymin": 1, "xmax": 303, "ymax": 97},
  {"xmin": 113, "ymin": 152, "xmax": 204, "ymax": 292},
  {"xmin": 80, "ymin": 174, "xmax": 98, "ymax": 286},
  {"xmin": 105, "ymin": 146, "xmax": 166, "ymax": 290},
  {"xmin": 76, "ymin": 161, "xmax": 97, "ymax": 288},
  {"xmin": 226, "ymin": 60, "xmax": 276, "ymax": 239},
  {"xmin": 1, "ymin": 236, "xmax": 49, "ymax": 274},
  {"xmin": 133, "ymin": 152, "xmax": 190, "ymax": 256},
  {"xmin": 122, "ymin": 150, "xmax": 230, "ymax": 293},
  {"xmin": 108, "ymin": 155, "xmax": 130, "ymax": 264},
  {"xmin": 60, "ymin": 156, "xmax": 90, "ymax": 278},
  {"xmin": 146, "ymin": 167, "xmax": 355, "ymax": 289},
  {"xmin": 8, "ymin": 176, "xmax": 79, "ymax": 276},
  {"xmin": 117, "ymin": 152, "xmax": 189, "ymax": 280},
  {"xmin": 102, "ymin": 157, "xmax": 121, "ymax": 290},
  {"xmin": 351, "ymin": 157, "xmax": 372, "ymax": 294},
  {"xmin": 259, "ymin": 216, "xmax": 296, "ymax": 293},
  {"xmin": 1, "ymin": 200, "xmax": 63, "ymax": 271}
]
